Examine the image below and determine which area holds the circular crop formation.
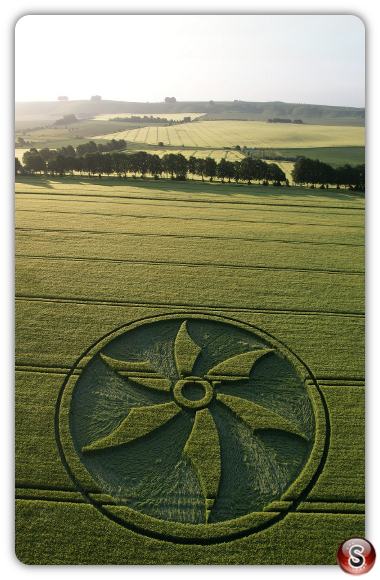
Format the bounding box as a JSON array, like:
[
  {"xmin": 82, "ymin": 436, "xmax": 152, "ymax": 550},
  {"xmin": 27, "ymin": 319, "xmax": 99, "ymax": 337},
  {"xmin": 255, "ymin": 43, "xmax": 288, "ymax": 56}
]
[{"xmin": 57, "ymin": 313, "xmax": 327, "ymax": 544}]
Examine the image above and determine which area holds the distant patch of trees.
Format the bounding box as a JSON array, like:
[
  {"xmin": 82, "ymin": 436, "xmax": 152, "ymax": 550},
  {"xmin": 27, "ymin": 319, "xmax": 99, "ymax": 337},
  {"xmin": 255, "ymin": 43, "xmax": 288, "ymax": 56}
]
[
  {"xmin": 268, "ymin": 118, "xmax": 303, "ymax": 124},
  {"xmin": 58, "ymin": 96, "xmax": 69, "ymax": 101},
  {"xmin": 91, "ymin": 95, "xmax": 102, "ymax": 101},
  {"xmin": 164, "ymin": 97, "xmax": 177, "ymax": 103},
  {"xmin": 109, "ymin": 115, "xmax": 192, "ymax": 125},
  {"xmin": 75, "ymin": 139, "xmax": 126, "ymax": 156},
  {"xmin": 54, "ymin": 114, "xmax": 78, "ymax": 126}
]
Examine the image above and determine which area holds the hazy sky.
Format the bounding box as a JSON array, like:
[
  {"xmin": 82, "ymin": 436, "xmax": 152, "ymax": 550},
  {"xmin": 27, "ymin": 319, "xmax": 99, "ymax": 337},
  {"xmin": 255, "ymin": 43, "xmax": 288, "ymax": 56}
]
[{"xmin": 15, "ymin": 14, "xmax": 365, "ymax": 108}]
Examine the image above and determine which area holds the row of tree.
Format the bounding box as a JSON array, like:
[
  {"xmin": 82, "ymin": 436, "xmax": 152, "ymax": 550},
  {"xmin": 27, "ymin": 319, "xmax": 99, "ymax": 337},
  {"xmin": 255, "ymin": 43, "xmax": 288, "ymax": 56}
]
[
  {"xmin": 16, "ymin": 146, "xmax": 365, "ymax": 191},
  {"xmin": 16, "ymin": 149, "xmax": 287, "ymax": 185},
  {"xmin": 291, "ymin": 157, "xmax": 365, "ymax": 190},
  {"xmin": 76, "ymin": 139, "xmax": 127, "ymax": 155}
]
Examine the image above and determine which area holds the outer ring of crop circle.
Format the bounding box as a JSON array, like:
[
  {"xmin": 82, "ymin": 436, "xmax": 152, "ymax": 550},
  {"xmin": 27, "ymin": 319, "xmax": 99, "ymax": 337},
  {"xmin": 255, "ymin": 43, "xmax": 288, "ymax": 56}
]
[{"xmin": 57, "ymin": 312, "xmax": 329, "ymax": 545}]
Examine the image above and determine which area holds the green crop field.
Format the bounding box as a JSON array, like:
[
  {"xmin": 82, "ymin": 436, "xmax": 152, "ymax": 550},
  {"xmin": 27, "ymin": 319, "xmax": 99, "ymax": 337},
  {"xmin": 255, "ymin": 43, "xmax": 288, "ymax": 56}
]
[{"xmin": 15, "ymin": 175, "xmax": 364, "ymax": 565}]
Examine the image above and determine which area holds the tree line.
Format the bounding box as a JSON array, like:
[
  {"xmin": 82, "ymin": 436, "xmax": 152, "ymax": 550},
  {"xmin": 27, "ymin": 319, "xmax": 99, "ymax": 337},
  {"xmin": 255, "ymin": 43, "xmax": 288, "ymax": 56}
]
[
  {"xmin": 16, "ymin": 147, "xmax": 287, "ymax": 185},
  {"xmin": 16, "ymin": 144, "xmax": 364, "ymax": 191},
  {"xmin": 291, "ymin": 157, "xmax": 365, "ymax": 191}
]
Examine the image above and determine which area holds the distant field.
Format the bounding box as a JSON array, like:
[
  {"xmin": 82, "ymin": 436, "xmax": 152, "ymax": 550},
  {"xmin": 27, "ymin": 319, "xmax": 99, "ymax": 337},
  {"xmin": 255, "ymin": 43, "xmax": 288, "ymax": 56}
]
[
  {"xmin": 202, "ymin": 112, "xmax": 365, "ymax": 127},
  {"xmin": 94, "ymin": 120, "xmax": 365, "ymax": 149},
  {"xmin": 275, "ymin": 147, "xmax": 365, "ymax": 167},
  {"xmin": 15, "ymin": 119, "xmax": 166, "ymax": 149},
  {"xmin": 15, "ymin": 116, "xmax": 59, "ymax": 131}
]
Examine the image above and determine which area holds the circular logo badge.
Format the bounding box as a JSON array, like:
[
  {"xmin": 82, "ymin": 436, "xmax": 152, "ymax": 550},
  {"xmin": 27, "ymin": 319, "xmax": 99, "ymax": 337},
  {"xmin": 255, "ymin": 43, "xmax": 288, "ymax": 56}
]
[
  {"xmin": 337, "ymin": 538, "xmax": 376, "ymax": 575},
  {"xmin": 57, "ymin": 314, "xmax": 327, "ymax": 543}
]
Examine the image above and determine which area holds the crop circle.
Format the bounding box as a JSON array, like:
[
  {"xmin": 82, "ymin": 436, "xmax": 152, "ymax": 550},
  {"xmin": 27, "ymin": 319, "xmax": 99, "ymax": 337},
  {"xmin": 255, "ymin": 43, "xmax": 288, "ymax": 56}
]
[{"xmin": 57, "ymin": 313, "xmax": 328, "ymax": 544}]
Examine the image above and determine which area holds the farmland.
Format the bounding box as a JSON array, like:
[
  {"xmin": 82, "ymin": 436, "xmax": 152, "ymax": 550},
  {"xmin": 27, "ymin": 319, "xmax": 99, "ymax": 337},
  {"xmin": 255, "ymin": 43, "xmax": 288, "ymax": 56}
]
[
  {"xmin": 93, "ymin": 120, "xmax": 365, "ymax": 149},
  {"xmin": 15, "ymin": 175, "xmax": 364, "ymax": 564}
]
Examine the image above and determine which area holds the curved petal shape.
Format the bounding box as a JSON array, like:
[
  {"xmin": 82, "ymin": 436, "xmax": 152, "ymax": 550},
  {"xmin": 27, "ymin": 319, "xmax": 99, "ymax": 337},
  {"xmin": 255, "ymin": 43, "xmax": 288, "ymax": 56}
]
[
  {"xmin": 128, "ymin": 376, "xmax": 171, "ymax": 392},
  {"xmin": 100, "ymin": 353, "xmax": 170, "ymax": 391},
  {"xmin": 217, "ymin": 393, "xmax": 308, "ymax": 440},
  {"xmin": 205, "ymin": 349, "xmax": 274, "ymax": 382},
  {"xmin": 100, "ymin": 353, "xmax": 160, "ymax": 378},
  {"xmin": 82, "ymin": 401, "xmax": 181, "ymax": 453},
  {"xmin": 174, "ymin": 321, "xmax": 201, "ymax": 378},
  {"xmin": 183, "ymin": 408, "xmax": 221, "ymax": 522}
]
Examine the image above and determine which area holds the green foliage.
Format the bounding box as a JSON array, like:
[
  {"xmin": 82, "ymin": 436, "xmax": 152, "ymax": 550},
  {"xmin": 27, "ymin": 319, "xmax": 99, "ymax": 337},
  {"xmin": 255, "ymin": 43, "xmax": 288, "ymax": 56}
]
[
  {"xmin": 15, "ymin": 157, "xmax": 22, "ymax": 175},
  {"xmin": 291, "ymin": 156, "xmax": 365, "ymax": 191},
  {"xmin": 54, "ymin": 114, "xmax": 78, "ymax": 126}
]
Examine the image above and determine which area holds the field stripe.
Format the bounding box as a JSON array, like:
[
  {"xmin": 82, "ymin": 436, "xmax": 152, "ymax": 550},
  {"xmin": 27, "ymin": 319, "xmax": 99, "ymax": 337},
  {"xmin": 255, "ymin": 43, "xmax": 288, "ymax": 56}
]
[
  {"xmin": 15, "ymin": 226, "xmax": 364, "ymax": 248},
  {"xmin": 15, "ymin": 189, "xmax": 363, "ymax": 209},
  {"xmin": 15, "ymin": 193, "xmax": 365, "ymax": 219},
  {"xmin": 15, "ymin": 253, "xmax": 364, "ymax": 276},
  {"xmin": 16, "ymin": 229, "xmax": 364, "ymax": 273},
  {"xmin": 15, "ymin": 294, "xmax": 364, "ymax": 317},
  {"xmin": 15, "ymin": 190, "xmax": 365, "ymax": 211},
  {"xmin": 15, "ymin": 208, "xmax": 364, "ymax": 230}
]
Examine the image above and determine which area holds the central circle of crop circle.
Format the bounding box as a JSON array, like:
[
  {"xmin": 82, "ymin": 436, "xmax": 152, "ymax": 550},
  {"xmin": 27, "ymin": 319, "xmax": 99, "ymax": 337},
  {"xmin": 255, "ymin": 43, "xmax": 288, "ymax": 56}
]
[{"xmin": 173, "ymin": 377, "xmax": 213, "ymax": 410}]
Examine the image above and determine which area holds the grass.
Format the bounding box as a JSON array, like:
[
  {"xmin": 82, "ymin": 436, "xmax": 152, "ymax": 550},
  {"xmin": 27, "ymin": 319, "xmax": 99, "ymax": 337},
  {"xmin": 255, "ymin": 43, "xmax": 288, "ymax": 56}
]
[{"xmin": 15, "ymin": 175, "xmax": 364, "ymax": 564}]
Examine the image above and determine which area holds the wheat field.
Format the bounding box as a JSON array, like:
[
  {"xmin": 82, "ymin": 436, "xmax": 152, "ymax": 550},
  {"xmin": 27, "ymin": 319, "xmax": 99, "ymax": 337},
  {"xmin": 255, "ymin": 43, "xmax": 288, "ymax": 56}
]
[{"xmin": 16, "ymin": 175, "xmax": 364, "ymax": 564}]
